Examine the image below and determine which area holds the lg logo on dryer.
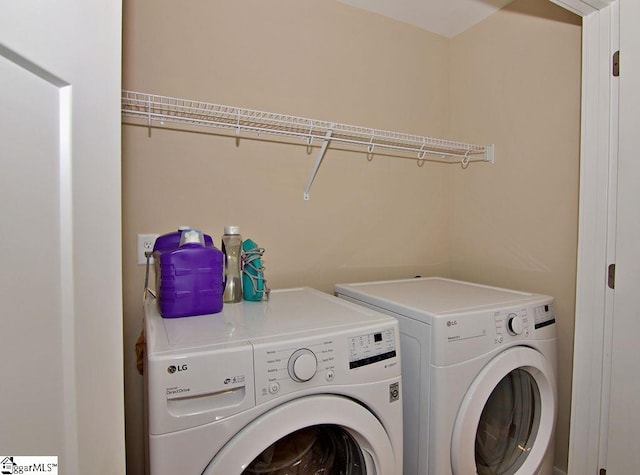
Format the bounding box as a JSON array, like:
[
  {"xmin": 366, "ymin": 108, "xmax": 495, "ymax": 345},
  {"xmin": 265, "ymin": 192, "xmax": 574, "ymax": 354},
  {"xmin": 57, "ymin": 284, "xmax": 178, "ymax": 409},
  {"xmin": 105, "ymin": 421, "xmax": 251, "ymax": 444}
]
[
  {"xmin": 446, "ymin": 320, "xmax": 458, "ymax": 327},
  {"xmin": 167, "ymin": 364, "xmax": 188, "ymax": 374}
]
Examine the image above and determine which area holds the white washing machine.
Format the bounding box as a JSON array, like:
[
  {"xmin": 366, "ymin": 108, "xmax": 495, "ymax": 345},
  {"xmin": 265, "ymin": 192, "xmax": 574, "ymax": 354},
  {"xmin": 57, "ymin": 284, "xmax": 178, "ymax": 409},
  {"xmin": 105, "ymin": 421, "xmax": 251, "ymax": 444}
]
[
  {"xmin": 144, "ymin": 287, "xmax": 403, "ymax": 474},
  {"xmin": 335, "ymin": 277, "xmax": 557, "ymax": 475}
]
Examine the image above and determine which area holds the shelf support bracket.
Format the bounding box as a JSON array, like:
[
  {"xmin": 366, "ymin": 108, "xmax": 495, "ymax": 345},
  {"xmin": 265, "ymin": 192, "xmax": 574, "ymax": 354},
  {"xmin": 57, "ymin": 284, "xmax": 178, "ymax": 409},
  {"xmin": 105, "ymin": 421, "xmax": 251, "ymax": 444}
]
[
  {"xmin": 484, "ymin": 144, "xmax": 495, "ymax": 164},
  {"xmin": 304, "ymin": 125, "xmax": 333, "ymax": 200},
  {"xmin": 147, "ymin": 95, "xmax": 152, "ymax": 137}
]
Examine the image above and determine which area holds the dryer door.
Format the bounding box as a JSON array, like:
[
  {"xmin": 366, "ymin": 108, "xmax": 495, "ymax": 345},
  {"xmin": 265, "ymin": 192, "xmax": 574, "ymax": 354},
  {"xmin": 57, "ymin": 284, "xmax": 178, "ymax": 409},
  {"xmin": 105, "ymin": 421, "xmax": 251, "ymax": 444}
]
[
  {"xmin": 451, "ymin": 346, "xmax": 556, "ymax": 475},
  {"xmin": 203, "ymin": 394, "xmax": 396, "ymax": 474}
]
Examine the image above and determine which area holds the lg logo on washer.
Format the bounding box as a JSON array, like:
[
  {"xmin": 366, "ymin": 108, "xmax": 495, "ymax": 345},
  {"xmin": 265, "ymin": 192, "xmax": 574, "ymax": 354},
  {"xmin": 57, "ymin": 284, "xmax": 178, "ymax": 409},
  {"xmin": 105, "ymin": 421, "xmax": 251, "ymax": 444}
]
[{"xmin": 167, "ymin": 364, "xmax": 188, "ymax": 374}]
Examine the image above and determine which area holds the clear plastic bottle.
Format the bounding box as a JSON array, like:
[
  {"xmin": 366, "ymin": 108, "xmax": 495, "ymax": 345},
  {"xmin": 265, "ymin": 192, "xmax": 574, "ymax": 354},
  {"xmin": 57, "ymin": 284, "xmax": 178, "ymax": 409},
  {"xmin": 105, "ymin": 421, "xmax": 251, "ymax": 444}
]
[{"xmin": 222, "ymin": 226, "xmax": 243, "ymax": 303}]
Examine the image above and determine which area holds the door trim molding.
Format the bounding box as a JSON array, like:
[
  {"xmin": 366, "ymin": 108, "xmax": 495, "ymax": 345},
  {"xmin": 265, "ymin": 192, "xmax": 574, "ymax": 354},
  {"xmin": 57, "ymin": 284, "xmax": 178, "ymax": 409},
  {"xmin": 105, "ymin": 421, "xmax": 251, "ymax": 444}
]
[{"xmin": 550, "ymin": 0, "xmax": 614, "ymax": 17}]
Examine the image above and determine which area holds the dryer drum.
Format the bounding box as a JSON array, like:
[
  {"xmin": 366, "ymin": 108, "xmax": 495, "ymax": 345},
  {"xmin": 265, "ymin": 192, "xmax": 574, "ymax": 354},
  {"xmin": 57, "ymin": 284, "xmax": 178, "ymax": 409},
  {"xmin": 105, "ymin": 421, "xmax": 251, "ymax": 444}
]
[
  {"xmin": 475, "ymin": 369, "xmax": 541, "ymax": 475},
  {"xmin": 243, "ymin": 424, "xmax": 366, "ymax": 475}
]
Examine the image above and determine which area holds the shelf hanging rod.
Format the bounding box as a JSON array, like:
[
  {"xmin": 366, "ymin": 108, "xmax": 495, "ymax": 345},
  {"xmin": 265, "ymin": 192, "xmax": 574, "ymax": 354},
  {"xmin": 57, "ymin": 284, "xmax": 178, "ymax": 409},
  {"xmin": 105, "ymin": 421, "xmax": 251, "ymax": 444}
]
[
  {"xmin": 128, "ymin": 108, "xmax": 489, "ymax": 161},
  {"xmin": 122, "ymin": 90, "xmax": 492, "ymax": 161},
  {"xmin": 121, "ymin": 90, "xmax": 495, "ymax": 197}
]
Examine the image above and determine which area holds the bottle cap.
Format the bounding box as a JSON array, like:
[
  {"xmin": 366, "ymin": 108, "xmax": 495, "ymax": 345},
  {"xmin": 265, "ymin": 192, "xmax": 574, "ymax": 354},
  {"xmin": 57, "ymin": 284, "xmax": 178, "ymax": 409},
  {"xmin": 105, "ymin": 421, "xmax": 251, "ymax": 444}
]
[
  {"xmin": 179, "ymin": 229, "xmax": 204, "ymax": 246},
  {"xmin": 224, "ymin": 226, "xmax": 240, "ymax": 235}
]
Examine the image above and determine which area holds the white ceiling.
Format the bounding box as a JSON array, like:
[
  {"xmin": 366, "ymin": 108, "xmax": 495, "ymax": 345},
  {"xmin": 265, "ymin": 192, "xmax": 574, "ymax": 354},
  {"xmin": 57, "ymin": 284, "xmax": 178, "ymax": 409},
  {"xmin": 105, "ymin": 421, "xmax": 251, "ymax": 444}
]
[{"xmin": 336, "ymin": 0, "xmax": 516, "ymax": 38}]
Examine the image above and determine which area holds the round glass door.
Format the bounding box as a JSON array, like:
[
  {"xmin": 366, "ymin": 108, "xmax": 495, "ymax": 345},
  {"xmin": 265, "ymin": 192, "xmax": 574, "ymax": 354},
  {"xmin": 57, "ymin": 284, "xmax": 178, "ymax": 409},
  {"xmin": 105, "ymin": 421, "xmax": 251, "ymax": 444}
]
[
  {"xmin": 451, "ymin": 347, "xmax": 556, "ymax": 475},
  {"xmin": 243, "ymin": 424, "xmax": 365, "ymax": 475},
  {"xmin": 475, "ymin": 369, "xmax": 541, "ymax": 474},
  {"xmin": 203, "ymin": 395, "xmax": 396, "ymax": 475}
]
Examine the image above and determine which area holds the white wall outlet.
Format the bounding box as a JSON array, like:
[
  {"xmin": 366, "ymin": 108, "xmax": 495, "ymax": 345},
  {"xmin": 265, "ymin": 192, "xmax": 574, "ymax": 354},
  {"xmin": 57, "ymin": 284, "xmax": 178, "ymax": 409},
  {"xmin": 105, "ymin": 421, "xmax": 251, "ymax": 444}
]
[{"xmin": 137, "ymin": 233, "xmax": 159, "ymax": 265}]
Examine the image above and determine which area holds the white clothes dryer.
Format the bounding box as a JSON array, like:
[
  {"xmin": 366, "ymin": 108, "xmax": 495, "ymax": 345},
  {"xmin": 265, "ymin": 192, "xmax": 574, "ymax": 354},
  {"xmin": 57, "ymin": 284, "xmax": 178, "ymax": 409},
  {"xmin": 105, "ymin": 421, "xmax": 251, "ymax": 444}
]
[
  {"xmin": 144, "ymin": 287, "xmax": 403, "ymax": 475},
  {"xmin": 335, "ymin": 277, "xmax": 557, "ymax": 475}
]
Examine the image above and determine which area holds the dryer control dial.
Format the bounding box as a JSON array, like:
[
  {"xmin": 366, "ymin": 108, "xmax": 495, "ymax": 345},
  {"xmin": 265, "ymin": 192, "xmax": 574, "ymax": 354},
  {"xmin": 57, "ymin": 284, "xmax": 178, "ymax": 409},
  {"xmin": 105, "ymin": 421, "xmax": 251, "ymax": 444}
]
[
  {"xmin": 507, "ymin": 313, "xmax": 525, "ymax": 335},
  {"xmin": 288, "ymin": 349, "xmax": 317, "ymax": 382}
]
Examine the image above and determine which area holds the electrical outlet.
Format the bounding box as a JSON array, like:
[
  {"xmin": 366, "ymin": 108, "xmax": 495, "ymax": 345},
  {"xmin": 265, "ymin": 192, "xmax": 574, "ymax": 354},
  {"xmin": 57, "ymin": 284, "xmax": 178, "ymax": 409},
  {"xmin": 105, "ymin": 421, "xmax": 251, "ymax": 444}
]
[{"xmin": 137, "ymin": 233, "xmax": 159, "ymax": 265}]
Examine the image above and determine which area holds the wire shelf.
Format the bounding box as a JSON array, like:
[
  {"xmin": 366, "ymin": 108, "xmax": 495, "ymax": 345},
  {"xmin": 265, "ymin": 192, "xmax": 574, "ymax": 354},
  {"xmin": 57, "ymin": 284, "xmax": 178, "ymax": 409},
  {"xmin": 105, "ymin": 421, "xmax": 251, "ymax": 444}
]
[{"xmin": 121, "ymin": 90, "xmax": 494, "ymax": 199}]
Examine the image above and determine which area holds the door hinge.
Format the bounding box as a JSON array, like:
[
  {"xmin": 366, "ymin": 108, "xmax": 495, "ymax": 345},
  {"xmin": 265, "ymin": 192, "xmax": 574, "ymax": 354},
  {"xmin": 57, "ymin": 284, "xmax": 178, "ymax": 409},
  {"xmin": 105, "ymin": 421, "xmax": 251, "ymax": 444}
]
[
  {"xmin": 613, "ymin": 50, "xmax": 620, "ymax": 77},
  {"xmin": 608, "ymin": 264, "xmax": 615, "ymax": 289}
]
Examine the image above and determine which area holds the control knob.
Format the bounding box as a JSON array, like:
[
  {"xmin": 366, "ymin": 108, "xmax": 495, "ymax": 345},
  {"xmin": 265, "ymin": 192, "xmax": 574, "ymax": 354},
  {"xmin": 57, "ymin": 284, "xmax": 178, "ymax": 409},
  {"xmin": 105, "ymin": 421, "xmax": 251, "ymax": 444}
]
[
  {"xmin": 507, "ymin": 313, "xmax": 525, "ymax": 335},
  {"xmin": 288, "ymin": 349, "xmax": 317, "ymax": 382}
]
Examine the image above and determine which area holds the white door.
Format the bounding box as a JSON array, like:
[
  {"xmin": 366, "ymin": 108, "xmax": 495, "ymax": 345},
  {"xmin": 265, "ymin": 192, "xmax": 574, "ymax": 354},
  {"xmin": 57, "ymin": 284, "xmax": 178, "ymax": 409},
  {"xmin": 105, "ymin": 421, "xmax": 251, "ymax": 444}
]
[
  {"xmin": 604, "ymin": 0, "xmax": 640, "ymax": 472},
  {"xmin": 451, "ymin": 347, "xmax": 557, "ymax": 475},
  {"xmin": 203, "ymin": 395, "xmax": 396, "ymax": 474},
  {"xmin": 567, "ymin": 0, "xmax": 640, "ymax": 473},
  {"xmin": 0, "ymin": 2, "xmax": 124, "ymax": 474}
]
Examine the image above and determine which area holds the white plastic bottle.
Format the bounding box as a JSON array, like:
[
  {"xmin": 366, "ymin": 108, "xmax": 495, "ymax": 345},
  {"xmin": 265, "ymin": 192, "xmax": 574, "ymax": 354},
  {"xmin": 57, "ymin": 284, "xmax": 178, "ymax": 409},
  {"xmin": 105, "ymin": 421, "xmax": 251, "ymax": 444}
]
[{"xmin": 222, "ymin": 226, "xmax": 243, "ymax": 303}]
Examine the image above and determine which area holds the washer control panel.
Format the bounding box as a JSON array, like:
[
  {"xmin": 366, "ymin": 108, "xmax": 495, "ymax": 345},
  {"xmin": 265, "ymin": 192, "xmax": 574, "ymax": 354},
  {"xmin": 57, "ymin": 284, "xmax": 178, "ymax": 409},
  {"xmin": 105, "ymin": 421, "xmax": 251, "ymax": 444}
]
[
  {"xmin": 253, "ymin": 326, "xmax": 398, "ymax": 403},
  {"xmin": 348, "ymin": 328, "xmax": 396, "ymax": 369},
  {"xmin": 287, "ymin": 348, "xmax": 318, "ymax": 382}
]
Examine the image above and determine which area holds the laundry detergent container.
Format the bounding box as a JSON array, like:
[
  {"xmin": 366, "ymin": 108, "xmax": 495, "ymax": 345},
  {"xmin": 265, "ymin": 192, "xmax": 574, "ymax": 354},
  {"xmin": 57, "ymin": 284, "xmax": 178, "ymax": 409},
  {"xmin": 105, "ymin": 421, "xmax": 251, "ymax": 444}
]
[{"xmin": 153, "ymin": 229, "xmax": 224, "ymax": 318}]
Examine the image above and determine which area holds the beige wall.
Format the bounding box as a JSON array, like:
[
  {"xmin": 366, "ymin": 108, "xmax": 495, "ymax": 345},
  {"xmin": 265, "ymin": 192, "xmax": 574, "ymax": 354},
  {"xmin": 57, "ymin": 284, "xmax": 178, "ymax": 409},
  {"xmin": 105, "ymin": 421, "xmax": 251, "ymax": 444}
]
[
  {"xmin": 449, "ymin": 1, "xmax": 581, "ymax": 471},
  {"xmin": 122, "ymin": 0, "xmax": 581, "ymax": 473}
]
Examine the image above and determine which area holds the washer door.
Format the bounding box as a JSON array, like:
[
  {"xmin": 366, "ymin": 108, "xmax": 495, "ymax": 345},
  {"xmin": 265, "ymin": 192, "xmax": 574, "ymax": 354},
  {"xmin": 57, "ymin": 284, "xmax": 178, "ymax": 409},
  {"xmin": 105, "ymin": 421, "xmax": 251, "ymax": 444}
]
[
  {"xmin": 451, "ymin": 347, "xmax": 556, "ymax": 475},
  {"xmin": 203, "ymin": 395, "xmax": 396, "ymax": 474}
]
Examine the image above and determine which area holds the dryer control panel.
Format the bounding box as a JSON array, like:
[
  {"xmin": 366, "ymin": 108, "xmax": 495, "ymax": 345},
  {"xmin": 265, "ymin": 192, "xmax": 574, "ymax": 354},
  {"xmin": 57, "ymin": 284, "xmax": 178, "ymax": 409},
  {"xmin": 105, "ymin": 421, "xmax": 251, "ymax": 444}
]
[
  {"xmin": 532, "ymin": 302, "xmax": 556, "ymax": 329},
  {"xmin": 494, "ymin": 308, "xmax": 531, "ymax": 344},
  {"xmin": 493, "ymin": 302, "xmax": 556, "ymax": 344},
  {"xmin": 431, "ymin": 297, "xmax": 556, "ymax": 366}
]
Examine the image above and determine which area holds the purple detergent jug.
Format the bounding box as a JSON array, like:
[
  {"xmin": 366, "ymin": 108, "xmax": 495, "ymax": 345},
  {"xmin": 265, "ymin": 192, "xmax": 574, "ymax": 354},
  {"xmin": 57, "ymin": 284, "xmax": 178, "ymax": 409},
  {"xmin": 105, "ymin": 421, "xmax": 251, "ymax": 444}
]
[
  {"xmin": 153, "ymin": 226, "xmax": 214, "ymax": 252},
  {"xmin": 153, "ymin": 228, "xmax": 224, "ymax": 318}
]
